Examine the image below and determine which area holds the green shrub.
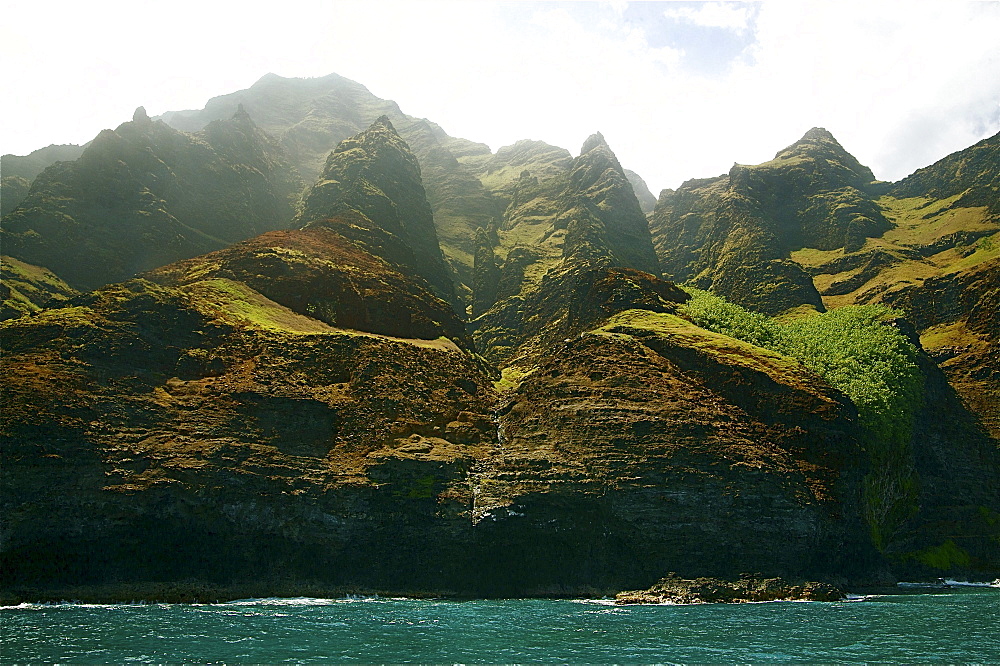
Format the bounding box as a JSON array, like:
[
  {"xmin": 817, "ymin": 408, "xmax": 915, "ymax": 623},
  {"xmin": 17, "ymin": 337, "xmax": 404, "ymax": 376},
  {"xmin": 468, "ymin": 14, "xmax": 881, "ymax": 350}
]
[{"xmin": 681, "ymin": 288, "xmax": 924, "ymax": 550}]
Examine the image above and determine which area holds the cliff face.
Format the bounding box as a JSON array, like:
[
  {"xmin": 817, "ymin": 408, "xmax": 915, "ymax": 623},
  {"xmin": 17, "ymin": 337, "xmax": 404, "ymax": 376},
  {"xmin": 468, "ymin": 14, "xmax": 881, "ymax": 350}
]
[
  {"xmin": 2, "ymin": 82, "xmax": 999, "ymax": 600},
  {"xmin": 1, "ymin": 108, "xmax": 299, "ymax": 291}
]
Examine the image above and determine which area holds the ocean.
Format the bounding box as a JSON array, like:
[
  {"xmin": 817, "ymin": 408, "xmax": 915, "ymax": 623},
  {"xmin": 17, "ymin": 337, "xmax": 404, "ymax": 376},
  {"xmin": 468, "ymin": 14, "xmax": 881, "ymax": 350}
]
[{"xmin": 2, "ymin": 585, "xmax": 998, "ymax": 663}]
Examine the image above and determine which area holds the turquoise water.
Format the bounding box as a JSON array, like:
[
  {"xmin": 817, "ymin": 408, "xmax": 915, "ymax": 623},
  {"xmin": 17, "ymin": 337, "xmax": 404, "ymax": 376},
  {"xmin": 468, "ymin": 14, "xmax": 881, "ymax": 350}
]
[{"xmin": 2, "ymin": 587, "xmax": 998, "ymax": 663}]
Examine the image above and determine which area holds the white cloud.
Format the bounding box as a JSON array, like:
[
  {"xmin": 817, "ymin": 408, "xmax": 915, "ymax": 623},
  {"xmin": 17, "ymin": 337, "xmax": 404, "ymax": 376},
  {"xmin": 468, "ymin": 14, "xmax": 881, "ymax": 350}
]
[
  {"xmin": 663, "ymin": 2, "xmax": 753, "ymax": 32},
  {"xmin": 1, "ymin": 1, "xmax": 998, "ymax": 195}
]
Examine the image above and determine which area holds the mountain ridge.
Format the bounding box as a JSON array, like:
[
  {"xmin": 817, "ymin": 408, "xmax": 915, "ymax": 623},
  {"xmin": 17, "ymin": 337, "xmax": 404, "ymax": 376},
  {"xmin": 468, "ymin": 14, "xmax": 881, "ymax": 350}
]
[{"xmin": 1, "ymin": 75, "xmax": 998, "ymax": 602}]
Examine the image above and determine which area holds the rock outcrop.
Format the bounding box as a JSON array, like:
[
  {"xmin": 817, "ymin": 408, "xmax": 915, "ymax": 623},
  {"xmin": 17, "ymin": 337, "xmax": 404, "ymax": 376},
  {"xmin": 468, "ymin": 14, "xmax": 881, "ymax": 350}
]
[{"xmin": 616, "ymin": 573, "xmax": 845, "ymax": 604}]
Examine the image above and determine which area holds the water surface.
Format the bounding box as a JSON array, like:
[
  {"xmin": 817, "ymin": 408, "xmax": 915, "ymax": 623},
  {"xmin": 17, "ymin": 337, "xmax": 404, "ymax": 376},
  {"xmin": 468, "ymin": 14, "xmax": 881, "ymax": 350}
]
[{"xmin": 3, "ymin": 587, "xmax": 998, "ymax": 663}]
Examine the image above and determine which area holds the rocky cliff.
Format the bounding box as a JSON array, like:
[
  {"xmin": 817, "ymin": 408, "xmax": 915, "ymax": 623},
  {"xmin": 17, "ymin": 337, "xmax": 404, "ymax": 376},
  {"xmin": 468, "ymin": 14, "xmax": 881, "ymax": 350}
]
[{"xmin": 1, "ymin": 81, "xmax": 998, "ymax": 602}]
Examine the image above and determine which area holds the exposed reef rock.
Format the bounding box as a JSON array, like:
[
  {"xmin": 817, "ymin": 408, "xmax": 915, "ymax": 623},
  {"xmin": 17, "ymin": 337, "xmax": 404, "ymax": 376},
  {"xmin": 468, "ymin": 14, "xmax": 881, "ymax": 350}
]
[{"xmin": 615, "ymin": 573, "xmax": 845, "ymax": 604}]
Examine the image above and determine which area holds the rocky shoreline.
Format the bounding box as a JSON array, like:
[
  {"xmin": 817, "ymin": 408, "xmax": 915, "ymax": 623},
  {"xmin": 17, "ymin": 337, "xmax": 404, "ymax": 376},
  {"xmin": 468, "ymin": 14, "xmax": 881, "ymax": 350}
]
[{"xmin": 615, "ymin": 574, "xmax": 846, "ymax": 605}]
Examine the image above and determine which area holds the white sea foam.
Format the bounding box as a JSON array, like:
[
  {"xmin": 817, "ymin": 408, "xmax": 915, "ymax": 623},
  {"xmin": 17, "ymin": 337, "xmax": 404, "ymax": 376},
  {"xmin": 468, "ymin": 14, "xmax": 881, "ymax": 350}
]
[
  {"xmin": 219, "ymin": 597, "xmax": 340, "ymax": 606},
  {"xmin": 943, "ymin": 579, "xmax": 1000, "ymax": 588}
]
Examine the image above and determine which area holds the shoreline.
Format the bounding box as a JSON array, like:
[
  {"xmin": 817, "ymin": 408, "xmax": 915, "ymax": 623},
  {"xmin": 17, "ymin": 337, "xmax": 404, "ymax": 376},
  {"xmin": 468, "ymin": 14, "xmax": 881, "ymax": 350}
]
[{"xmin": 4, "ymin": 577, "xmax": 997, "ymax": 607}]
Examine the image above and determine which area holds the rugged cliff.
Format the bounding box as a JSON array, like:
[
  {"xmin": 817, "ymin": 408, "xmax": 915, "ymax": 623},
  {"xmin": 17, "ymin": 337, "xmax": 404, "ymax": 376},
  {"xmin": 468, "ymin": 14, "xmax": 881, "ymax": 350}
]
[{"xmin": 2, "ymin": 83, "xmax": 998, "ymax": 601}]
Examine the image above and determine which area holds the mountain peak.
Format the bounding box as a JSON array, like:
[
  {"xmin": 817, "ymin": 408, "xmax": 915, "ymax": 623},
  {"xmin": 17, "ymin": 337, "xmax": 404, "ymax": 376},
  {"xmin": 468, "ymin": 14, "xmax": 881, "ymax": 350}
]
[
  {"xmin": 371, "ymin": 114, "xmax": 397, "ymax": 134},
  {"xmin": 801, "ymin": 127, "xmax": 836, "ymax": 143},
  {"xmin": 580, "ymin": 132, "xmax": 608, "ymax": 155},
  {"xmin": 774, "ymin": 126, "xmax": 876, "ymax": 186},
  {"xmin": 132, "ymin": 106, "xmax": 150, "ymax": 123}
]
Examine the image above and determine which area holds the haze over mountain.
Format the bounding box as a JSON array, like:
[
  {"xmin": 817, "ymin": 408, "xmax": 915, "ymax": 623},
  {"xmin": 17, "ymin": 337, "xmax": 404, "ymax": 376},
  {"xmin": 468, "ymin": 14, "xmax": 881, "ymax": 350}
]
[
  {"xmin": 3, "ymin": 2, "xmax": 998, "ymax": 193},
  {"xmin": 1, "ymin": 67, "xmax": 998, "ymax": 603}
]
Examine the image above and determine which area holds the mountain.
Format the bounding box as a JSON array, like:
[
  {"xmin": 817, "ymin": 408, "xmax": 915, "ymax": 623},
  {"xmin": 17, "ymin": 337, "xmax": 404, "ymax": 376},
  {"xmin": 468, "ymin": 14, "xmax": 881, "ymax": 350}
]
[
  {"xmin": 154, "ymin": 73, "xmax": 499, "ymax": 307},
  {"xmin": 293, "ymin": 116, "xmax": 456, "ymax": 307},
  {"xmin": 1, "ymin": 107, "xmax": 300, "ymax": 291},
  {"xmin": 1, "ymin": 76, "xmax": 999, "ymax": 602},
  {"xmin": 650, "ymin": 128, "xmax": 891, "ymax": 315}
]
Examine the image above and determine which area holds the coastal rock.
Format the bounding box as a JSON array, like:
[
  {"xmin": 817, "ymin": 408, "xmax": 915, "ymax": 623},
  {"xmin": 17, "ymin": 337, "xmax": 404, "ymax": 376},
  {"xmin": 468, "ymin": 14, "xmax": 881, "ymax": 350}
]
[{"xmin": 615, "ymin": 573, "xmax": 845, "ymax": 604}]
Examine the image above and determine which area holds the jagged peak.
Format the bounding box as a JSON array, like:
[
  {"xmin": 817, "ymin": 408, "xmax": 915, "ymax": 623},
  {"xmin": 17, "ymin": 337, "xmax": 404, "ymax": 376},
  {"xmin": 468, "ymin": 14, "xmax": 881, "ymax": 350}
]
[
  {"xmin": 773, "ymin": 126, "xmax": 876, "ymax": 184},
  {"xmin": 132, "ymin": 106, "xmax": 150, "ymax": 123},
  {"xmin": 777, "ymin": 127, "xmax": 852, "ymax": 160},
  {"xmin": 580, "ymin": 132, "xmax": 609, "ymax": 155},
  {"xmin": 801, "ymin": 127, "xmax": 837, "ymax": 143},
  {"xmin": 370, "ymin": 114, "xmax": 397, "ymax": 134}
]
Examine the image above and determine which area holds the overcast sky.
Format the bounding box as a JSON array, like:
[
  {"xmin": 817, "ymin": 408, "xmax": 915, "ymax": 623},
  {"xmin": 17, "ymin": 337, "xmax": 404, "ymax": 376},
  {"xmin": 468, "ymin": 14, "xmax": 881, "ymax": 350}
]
[{"xmin": 2, "ymin": 1, "xmax": 998, "ymax": 193}]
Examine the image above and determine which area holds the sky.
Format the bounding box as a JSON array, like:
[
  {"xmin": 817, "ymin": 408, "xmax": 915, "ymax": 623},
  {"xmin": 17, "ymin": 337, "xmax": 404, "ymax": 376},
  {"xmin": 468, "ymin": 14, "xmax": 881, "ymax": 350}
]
[{"xmin": 2, "ymin": 1, "xmax": 998, "ymax": 194}]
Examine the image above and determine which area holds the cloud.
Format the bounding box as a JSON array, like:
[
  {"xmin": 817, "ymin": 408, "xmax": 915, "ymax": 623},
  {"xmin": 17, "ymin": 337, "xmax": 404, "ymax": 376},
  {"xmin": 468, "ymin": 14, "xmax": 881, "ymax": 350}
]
[
  {"xmin": 1, "ymin": 1, "xmax": 998, "ymax": 195},
  {"xmin": 662, "ymin": 2, "xmax": 754, "ymax": 32}
]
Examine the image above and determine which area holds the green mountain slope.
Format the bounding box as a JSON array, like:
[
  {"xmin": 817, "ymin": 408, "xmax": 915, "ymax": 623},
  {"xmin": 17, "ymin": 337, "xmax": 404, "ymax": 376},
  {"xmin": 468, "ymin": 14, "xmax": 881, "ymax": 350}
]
[{"xmin": 1, "ymin": 107, "xmax": 300, "ymax": 291}]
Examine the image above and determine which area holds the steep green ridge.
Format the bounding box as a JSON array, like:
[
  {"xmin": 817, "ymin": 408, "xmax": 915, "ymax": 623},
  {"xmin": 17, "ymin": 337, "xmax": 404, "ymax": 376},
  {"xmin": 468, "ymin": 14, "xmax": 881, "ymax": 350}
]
[
  {"xmin": 0, "ymin": 256, "xmax": 78, "ymax": 321},
  {"xmin": 153, "ymin": 74, "xmax": 654, "ymax": 307},
  {"xmin": 891, "ymin": 131, "xmax": 1000, "ymax": 212},
  {"xmin": 294, "ymin": 116, "xmax": 457, "ymax": 307},
  {"xmin": 155, "ymin": 73, "xmax": 498, "ymax": 304},
  {"xmin": 1, "ymin": 107, "xmax": 300, "ymax": 291},
  {"xmin": 651, "ymin": 128, "xmax": 891, "ymax": 314},
  {"xmin": 472, "ymin": 133, "xmax": 661, "ymax": 364}
]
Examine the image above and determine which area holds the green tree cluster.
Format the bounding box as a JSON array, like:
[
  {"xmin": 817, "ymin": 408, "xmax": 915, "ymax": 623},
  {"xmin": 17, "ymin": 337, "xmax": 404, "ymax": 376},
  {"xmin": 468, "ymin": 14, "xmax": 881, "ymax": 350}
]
[{"xmin": 681, "ymin": 288, "xmax": 924, "ymax": 550}]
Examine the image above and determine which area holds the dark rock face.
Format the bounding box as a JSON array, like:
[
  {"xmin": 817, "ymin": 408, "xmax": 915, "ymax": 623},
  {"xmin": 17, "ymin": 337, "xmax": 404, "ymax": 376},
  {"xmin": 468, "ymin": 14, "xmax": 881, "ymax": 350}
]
[
  {"xmin": 295, "ymin": 116, "xmax": 456, "ymax": 307},
  {"xmin": 0, "ymin": 280, "xmax": 497, "ymax": 599},
  {"xmin": 471, "ymin": 311, "xmax": 877, "ymax": 592},
  {"xmin": 1, "ymin": 110, "xmax": 300, "ymax": 291}
]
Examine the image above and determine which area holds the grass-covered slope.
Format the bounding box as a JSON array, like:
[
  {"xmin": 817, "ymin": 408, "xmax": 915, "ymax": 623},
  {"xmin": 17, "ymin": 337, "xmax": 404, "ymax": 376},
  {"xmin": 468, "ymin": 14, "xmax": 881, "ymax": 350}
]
[
  {"xmin": 0, "ymin": 256, "xmax": 78, "ymax": 321},
  {"xmin": 788, "ymin": 134, "xmax": 1000, "ymax": 439},
  {"xmin": 650, "ymin": 128, "xmax": 890, "ymax": 315}
]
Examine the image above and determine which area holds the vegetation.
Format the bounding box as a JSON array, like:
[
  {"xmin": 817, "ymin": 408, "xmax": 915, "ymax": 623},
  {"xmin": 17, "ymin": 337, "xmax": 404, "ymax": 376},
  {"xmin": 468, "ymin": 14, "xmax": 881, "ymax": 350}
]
[{"xmin": 681, "ymin": 288, "xmax": 924, "ymax": 550}]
